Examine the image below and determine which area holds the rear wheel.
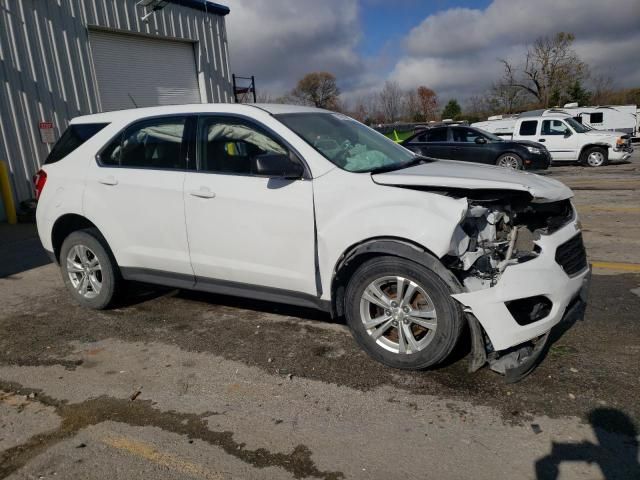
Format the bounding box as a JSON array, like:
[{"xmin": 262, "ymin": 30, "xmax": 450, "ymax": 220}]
[
  {"xmin": 60, "ymin": 229, "xmax": 119, "ymax": 309},
  {"xmin": 496, "ymin": 153, "xmax": 524, "ymax": 170},
  {"xmin": 583, "ymin": 146, "xmax": 608, "ymax": 167},
  {"xmin": 344, "ymin": 256, "xmax": 464, "ymax": 370}
]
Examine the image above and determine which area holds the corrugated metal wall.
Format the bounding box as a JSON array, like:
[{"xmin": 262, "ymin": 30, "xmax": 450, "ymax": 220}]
[{"xmin": 0, "ymin": 0, "xmax": 232, "ymax": 203}]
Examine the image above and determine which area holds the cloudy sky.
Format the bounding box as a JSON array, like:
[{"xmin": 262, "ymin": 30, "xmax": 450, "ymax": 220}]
[{"xmin": 224, "ymin": 0, "xmax": 640, "ymax": 102}]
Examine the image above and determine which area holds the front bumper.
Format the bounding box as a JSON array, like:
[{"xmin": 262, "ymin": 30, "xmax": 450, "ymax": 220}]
[
  {"xmin": 610, "ymin": 144, "xmax": 633, "ymax": 161},
  {"xmin": 451, "ymin": 220, "xmax": 590, "ymax": 351},
  {"xmin": 524, "ymin": 150, "xmax": 552, "ymax": 170}
]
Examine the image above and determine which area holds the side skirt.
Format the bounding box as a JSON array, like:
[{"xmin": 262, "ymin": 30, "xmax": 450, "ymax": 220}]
[{"xmin": 120, "ymin": 267, "xmax": 331, "ymax": 312}]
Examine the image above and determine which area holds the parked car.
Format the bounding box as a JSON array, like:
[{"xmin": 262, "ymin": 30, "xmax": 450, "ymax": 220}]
[
  {"xmin": 473, "ymin": 114, "xmax": 633, "ymax": 166},
  {"xmin": 35, "ymin": 104, "xmax": 590, "ymax": 380},
  {"xmin": 401, "ymin": 125, "xmax": 551, "ymax": 170}
]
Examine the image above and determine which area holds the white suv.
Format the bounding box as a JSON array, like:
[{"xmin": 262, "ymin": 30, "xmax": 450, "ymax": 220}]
[{"xmin": 35, "ymin": 104, "xmax": 590, "ymax": 379}]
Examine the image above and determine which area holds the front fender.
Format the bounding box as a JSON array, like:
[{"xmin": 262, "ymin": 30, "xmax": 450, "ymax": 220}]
[{"xmin": 313, "ymin": 169, "xmax": 467, "ymax": 301}]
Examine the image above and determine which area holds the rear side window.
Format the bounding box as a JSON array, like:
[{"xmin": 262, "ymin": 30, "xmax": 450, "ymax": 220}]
[
  {"xmin": 519, "ymin": 120, "xmax": 538, "ymax": 136},
  {"xmin": 424, "ymin": 128, "xmax": 447, "ymax": 142},
  {"xmin": 99, "ymin": 117, "xmax": 187, "ymax": 169},
  {"xmin": 45, "ymin": 123, "xmax": 108, "ymax": 164}
]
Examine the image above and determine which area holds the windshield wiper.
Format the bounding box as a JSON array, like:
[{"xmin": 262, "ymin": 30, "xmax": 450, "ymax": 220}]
[{"xmin": 368, "ymin": 155, "xmax": 432, "ymax": 174}]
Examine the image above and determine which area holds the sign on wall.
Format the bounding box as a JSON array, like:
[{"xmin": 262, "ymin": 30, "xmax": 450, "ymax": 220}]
[{"xmin": 38, "ymin": 122, "xmax": 55, "ymax": 144}]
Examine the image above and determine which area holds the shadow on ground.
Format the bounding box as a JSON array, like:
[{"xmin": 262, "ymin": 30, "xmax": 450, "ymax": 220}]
[{"xmin": 535, "ymin": 407, "xmax": 640, "ymax": 479}]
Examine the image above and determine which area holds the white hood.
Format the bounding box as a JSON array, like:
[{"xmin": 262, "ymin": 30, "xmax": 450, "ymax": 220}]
[
  {"xmin": 584, "ymin": 129, "xmax": 627, "ymax": 138},
  {"xmin": 372, "ymin": 160, "xmax": 573, "ymax": 202}
]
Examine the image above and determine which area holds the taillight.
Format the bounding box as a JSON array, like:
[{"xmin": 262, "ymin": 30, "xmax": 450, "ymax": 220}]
[{"xmin": 34, "ymin": 169, "xmax": 47, "ymax": 200}]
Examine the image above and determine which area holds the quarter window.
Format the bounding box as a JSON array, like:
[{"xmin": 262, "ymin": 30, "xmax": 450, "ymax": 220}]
[
  {"xmin": 519, "ymin": 120, "xmax": 538, "ymax": 136},
  {"xmin": 100, "ymin": 117, "xmax": 187, "ymax": 169},
  {"xmin": 198, "ymin": 117, "xmax": 288, "ymax": 175},
  {"xmin": 46, "ymin": 123, "xmax": 108, "ymax": 164}
]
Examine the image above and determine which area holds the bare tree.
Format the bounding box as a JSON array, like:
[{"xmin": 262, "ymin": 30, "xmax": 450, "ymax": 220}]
[
  {"xmin": 403, "ymin": 89, "xmax": 421, "ymax": 122},
  {"xmin": 379, "ymin": 81, "xmax": 403, "ymax": 123},
  {"xmin": 291, "ymin": 72, "xmax": 340, "ymax": 109},
  {"xmin": 500, "ymin": 32, "xmax": 588, "ymax": 108},
  {"xmin": 416, "ymin": 86, "xmax": 438, "ymax": 121},
  {"xmin": 490, "ymin": 80, "xmax": 526, "ymax": 113},
  {"xmin": 589, "ymin": 73, "xmax": 615, "ymax": 105}
]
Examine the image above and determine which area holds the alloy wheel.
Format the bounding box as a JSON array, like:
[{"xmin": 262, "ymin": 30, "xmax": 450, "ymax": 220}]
[
  {"xmin": 587, "ymin": 151, "xmax": 605, "ymax": 167},
  {"xmin": 359, "ymin": 275, "xmax": 437, "ymax": 354},
  {"xmin": 497, "ymin": 155, "xmax": 520, "ymax": 169},
  {"xmin": 66, "ymin": 244, "xmax": 103, "ymax": 299}
]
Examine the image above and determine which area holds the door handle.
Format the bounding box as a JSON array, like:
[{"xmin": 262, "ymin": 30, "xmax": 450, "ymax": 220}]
[
  {"xmin": 538, "ymin": 139, "xmax": 546, "ymax": 142},
  {"xmin": 98, "ymin": 175, "xmax": 118, "ymax": 186},
  {"xmin": 189, "ymin": 187, "xmax": 216, "ymax": 199}
]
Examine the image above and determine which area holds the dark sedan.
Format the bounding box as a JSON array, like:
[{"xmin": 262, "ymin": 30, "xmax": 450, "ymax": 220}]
[{"xmin": 401, "ymin": 125, "xmax": 551, "ymax": 170}]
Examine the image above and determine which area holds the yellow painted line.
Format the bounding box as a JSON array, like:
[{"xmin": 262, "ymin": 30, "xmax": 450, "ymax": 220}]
[
  {"xmin": 101, "ymin": 436, "xmax": 223, "ymax": 479},
  {"xmin": 591, "ymin": 261, "xmax": 640, "ymax": 272}
]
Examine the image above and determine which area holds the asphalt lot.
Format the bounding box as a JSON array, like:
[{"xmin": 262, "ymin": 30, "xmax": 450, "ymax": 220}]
[{"xmin": 1, "ymin": 152, "xmax": 639, "ymax": 479}]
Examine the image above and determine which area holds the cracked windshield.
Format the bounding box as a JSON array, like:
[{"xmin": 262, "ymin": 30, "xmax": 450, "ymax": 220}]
[{"xmin": 277, "ymin": 112, "xmax": 415, "ymax": 172}]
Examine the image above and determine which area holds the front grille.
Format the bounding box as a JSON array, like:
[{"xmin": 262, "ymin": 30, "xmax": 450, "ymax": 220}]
[{"xmin": 555, "ymin": 233, "xmax": 587, "ymax": 276}]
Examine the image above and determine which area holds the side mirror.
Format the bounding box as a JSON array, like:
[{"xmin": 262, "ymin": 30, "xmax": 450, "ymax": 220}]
[
  {"xmin": 564, "ymin": 130, "xmax": 572, "ymax": 138},
  {"xmin": 252, "ymin": 152, "xmax": 304, "ymax": 179},
  {"xmin": 475, "ymin": 137, "xmax": 487, "ymax": 144}
]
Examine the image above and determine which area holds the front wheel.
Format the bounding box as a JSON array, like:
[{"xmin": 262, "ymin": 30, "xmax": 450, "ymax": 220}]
[
  {"xmin": 344, "ymin": 257, "xmax": 464, "ymax": 370},
  {"xmin": 60, "ymin": 229, "xmax": 119, "ymax": 309},
  {"xmin": 496, "ymin": 153, "xmax": 524, "ymax": 170},
  {"xmin": 583, "ymin": 147, "xmax": 608, "ymax": 167}
]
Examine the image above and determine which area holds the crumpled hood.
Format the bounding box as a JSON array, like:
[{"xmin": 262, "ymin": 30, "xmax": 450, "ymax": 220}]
[{"xmin": 372, "ymin": 160, "xmax": 572, "ymax": 202}]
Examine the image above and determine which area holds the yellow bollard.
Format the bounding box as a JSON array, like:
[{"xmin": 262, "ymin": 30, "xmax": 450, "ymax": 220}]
[{"xmin": 0, "ymin": 160, "xmax": 17, "ymax": 224}]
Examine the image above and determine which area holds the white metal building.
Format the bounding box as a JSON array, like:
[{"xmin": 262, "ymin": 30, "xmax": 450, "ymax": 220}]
[{"xmin": 0, "ymin": 0, "xmax": 232, "ymax": 206}]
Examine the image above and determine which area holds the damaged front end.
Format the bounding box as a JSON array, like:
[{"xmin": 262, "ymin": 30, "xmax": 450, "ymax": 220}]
[{"xmin": 444, "ymin": 190, "xmax": 590, "ymax": 382}]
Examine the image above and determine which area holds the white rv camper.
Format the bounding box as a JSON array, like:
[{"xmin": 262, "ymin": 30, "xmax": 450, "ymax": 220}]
[{"xmin": 474, "ymin": 104, "xmax": 638, "ymax": 141}]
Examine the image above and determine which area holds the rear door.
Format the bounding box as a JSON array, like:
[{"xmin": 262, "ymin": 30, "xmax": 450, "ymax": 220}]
[
  {"xmin": 84, "ymin": 115, "xmax": 193, "ymax": 276},
  {"xmin": 405, "ymin": 127, "xmax": 449, "ymax": 158},
  {"xmin": 538, "ymin": 119, "xmax": 578, "ymax": 161},
  {"xmin": 183, "ymin": 115, "xmax": 317, "ymax": 295}
]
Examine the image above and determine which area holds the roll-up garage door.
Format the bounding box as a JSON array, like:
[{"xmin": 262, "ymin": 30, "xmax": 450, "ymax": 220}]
[{"xmin": 90, "ymin": 30, "xmax": 201, "ymax": 111}]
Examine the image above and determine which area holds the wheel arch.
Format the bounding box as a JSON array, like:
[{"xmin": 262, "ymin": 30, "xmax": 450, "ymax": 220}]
[
  {"xmin": 330, "ymin": 237, "xmax": 462, "ymax": 319},
  {"xmin": 579, "ymin": 143, "xmax": 610, "ymax": 161},
  {"xmin": 51, "ymin": 214, "xmax": 110, "ymax": 264}
]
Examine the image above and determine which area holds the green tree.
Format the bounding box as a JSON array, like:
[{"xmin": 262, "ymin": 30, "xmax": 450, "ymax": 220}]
[
  {"xmin": 441, "ymin": 99, "xmax": 461, "ymax": 119},
  {"xmin": 291, "ymin": 72, "xmax": 340, "ymax": 109},
  {"xmin": 566, "ymin": 80, "xmax": 591, "ymax": 105}
]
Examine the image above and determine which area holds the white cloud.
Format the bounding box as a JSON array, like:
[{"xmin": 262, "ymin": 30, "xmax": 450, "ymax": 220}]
[
  {"xmin": 225, "ymin": 0, "xmax": 364, "ymax": 95},
  {"xmin": 224, "ymin": 0, "xmax": 640, "ymax": 101},
  {"xmin": 392, "ymin": 0, "xmax": 640, "ymax": 99}
]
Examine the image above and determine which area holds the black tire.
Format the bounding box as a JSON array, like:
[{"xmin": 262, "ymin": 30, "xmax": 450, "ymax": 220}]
[
  {"xmin": 582, "ymin": 146, "xmax": 608, "ymax": 167},
  {"xmin": 344, "ymin": 256, "xmax": 464, "ymax": 370},
  {"xmin": 496, "ymin": 153, "xmax": 524, "ymax": 170},
  {"xmin": 59, "ymin": 228, "xmax": 119, "ymax": 309}
]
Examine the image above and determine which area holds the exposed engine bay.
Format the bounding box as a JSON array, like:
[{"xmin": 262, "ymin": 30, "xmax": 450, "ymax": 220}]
[{"xmin": 445, "ymin": 191, "xmax": 574, "ymax": 291}]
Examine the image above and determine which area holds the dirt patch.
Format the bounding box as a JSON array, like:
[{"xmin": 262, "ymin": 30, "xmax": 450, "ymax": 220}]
[
  {"xmin": 0, "ymin": 382, "xmax": 343, "ymax": 480},
  {"xmin": 1, "ymin": 273, "xmax": 639, "ymax": 428}
]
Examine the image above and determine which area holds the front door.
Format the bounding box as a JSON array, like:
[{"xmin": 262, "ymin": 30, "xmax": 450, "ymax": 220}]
[
  {"xmin": 183, "ymin": 115, "xmax": 317, "ymax": 295},
  {"xmin": 84, "ymin": 116, "xmax": 192, "ymax": 275},
  {"xmin": 538, "ymin": 119, "xmax": 578, "ymax": 161},
  {"xmin": 449, "ymin": 127, "xmax": 493, "ymax": 164}
]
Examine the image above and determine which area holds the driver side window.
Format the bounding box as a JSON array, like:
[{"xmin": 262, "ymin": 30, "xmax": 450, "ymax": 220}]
[
  {"xmin": 198, "ymin": 117, "xmax": 288, "ymax": 175},
  {"xmin": 542, "ymin": 120, "xmax": 569, "ymax": 136}
]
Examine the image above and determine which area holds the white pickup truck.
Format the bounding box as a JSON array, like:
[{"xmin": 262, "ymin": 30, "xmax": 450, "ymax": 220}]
[{"xmin": 473, "ymin": 114, "xmax": 633, "ymax": 167}]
